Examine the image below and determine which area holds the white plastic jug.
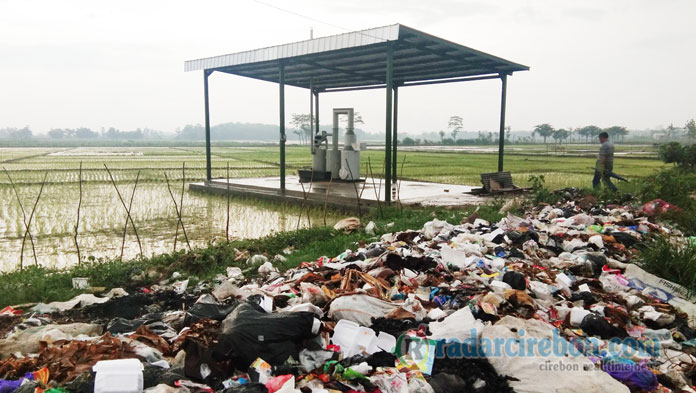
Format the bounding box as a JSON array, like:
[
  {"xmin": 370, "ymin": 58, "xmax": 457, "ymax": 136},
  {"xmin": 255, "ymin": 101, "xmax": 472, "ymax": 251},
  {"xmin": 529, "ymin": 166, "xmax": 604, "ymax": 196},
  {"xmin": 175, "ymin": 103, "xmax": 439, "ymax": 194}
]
[{"xmin": 93, "ymin": 358, "xmax": 144, "ymax": 393}]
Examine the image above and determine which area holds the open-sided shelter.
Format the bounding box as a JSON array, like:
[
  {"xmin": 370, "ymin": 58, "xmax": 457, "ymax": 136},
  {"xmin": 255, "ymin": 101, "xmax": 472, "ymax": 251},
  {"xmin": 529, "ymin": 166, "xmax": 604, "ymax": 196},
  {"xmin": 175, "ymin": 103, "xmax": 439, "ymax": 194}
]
[{"xmin": 185, "ymin": 24, "xmax": 529, "ymax": 204}]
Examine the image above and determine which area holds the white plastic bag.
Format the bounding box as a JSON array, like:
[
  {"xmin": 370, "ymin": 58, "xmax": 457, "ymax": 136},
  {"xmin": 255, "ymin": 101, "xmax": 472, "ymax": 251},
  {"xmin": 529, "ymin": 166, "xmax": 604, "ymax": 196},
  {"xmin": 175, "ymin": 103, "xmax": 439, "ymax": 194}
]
[{"xmin": 428, "ymin": 307, "xmax": 484, "ymax": 342}]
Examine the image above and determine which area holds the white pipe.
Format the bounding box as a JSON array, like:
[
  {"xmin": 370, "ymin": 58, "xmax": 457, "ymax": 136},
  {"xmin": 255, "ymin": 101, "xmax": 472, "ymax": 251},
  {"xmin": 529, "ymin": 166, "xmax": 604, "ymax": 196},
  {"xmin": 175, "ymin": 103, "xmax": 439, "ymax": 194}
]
[
  {"xmin": 332, "ymin": 111, "xmax": 340, "ymax": 151},
  {"xmin": 332, "ymin": 108, "xmax": 355, "ymax": 150}
]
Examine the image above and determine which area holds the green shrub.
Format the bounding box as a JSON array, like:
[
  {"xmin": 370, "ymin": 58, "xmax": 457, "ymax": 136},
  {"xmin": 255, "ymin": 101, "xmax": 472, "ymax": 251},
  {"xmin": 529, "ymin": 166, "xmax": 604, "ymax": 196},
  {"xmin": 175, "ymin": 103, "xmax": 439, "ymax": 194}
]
[
  {"xmin": 633, "ymin": 167, "xmax": 696, "ymax": 235},
  {"xmin": 658, "ymin": 142, "xmax": 696, "ymax": 169},
  {"xmin": 638, "ymin": 236, "xmax": 696, "ymax": 295},
  {"xmin": 528, "ymin": 174, "xmax": 562, "ymax": 205}
]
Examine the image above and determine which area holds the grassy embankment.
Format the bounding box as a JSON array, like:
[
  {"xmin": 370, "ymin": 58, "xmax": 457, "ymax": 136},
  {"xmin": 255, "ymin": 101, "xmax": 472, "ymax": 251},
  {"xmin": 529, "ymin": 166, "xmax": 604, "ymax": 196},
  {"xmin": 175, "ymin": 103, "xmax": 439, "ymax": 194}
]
[{"xmin": 0, "ymin": 203, "xmax": 506, "ymax": 308}]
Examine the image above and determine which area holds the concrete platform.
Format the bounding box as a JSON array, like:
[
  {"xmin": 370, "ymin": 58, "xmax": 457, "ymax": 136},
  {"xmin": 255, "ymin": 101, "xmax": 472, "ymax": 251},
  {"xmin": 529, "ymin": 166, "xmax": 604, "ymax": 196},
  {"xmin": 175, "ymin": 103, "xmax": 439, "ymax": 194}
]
[{"xmin": 189, "ymin": 176, "xmax": 490, "ymax": 211}]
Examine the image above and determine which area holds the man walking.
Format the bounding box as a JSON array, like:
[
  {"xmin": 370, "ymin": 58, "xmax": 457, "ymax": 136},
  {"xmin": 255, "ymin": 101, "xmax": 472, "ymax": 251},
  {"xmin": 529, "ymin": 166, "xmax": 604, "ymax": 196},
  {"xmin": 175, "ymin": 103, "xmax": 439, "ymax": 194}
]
[{"xmin": 593, "ymin": 131, "xmax": 617, "ymax": 191}]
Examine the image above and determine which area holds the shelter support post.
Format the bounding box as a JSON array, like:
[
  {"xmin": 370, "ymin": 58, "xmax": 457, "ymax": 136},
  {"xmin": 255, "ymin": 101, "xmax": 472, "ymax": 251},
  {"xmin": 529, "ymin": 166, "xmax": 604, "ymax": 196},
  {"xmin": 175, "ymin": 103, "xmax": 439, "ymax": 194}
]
[
  {"xmin": 384, "ymin": 44, "xmax": 394, "ymax": 205},
  {"xmin": 497, "ymin": 73, "xmax": 508, "ymax": 172},
  {"xmin": 309, "ymin": 85, "xmax": 314, "ymax": 153},
  {"xmin": 279, "ymin": 62, "xmax": 286, "ymax": 192},
  {"xmin": 204, "ymin": 70, "xmax": 212, "ymax": 181},
  {"xmin": 392, "ymin": 85, "xmax": 398, "ymax": 182},
  {"xmin": 314, "ymin": 90, "xmax": 320, "ymax": 142}
]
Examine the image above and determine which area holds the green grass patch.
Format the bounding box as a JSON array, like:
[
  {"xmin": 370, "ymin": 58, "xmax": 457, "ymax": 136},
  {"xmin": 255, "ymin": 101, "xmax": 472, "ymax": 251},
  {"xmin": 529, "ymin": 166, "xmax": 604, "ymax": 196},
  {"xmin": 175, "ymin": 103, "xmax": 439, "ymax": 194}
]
[{"xmin": 638, "ymin": 236, "xmax": 696, "ymax": 295}]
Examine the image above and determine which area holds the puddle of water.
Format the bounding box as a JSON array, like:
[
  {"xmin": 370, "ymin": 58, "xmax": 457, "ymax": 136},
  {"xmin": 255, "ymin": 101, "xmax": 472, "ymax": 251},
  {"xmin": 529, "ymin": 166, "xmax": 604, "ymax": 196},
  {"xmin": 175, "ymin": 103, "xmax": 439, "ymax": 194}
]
[{"xmin": 0, "ymin": 182, "xmax": 337, "ymax": 272}]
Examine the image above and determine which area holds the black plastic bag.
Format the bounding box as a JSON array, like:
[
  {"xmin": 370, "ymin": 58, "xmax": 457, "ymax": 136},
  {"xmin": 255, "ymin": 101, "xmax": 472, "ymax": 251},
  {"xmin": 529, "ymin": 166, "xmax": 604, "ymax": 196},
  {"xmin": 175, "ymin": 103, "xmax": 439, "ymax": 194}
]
[
  {"xmin": 107, "ymin": 313, "xmax": 162, "ymax": 334},
  {"xmin": 222, "ymin": 383, "xmax": 269, "ymax": 393},
  {"xmin": 214, "ymin": 302, "xmax": 318, "ymax": 370},
  {"xmin": 611, "ymin": 232, "xmax": 640, "ymax": 247},
  {"xmin": 187, "ymin": 300, "xmax": 239, "ymax": 324},
  {"xmin": 580, "ymin": 313, "xmax": 627, "ymax": 339},
  {"xmin": 502, "ymin": 271, "xmax": 526, "ymax": 290}
]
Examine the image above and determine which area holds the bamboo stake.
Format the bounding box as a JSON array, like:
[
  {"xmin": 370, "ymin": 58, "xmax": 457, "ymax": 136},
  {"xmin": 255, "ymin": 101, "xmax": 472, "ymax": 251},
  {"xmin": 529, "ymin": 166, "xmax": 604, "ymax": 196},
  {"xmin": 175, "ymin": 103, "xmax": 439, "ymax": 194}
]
[
  {"xmin": 170, "ymin": 172, "xmax": 180, "ymax": 251},
  {"xmin": 119, "ymin": 170, "xmax": 140, "ymax": 260},
  {"xmin": 357, "ymin": 162, "xmax": 369, "ymax": 219},
  {"xmin": 3, "ymin": 167, "xmax": 38, "ymax": 267},
  {"xmin": 171, "ymin": 163, "xmax": 187, "ymax": 250},
  {"xmin": 297, "ymin": 169, "xmax": 314, "ymax": 230},
  {"xmin": 74, "ymin": 162, "xmax": 82, "ymax": 265},
  {"xmin": 104, "ymin": 164, "xmax": 142, "ymax": 257},
  {"xmin": 306, "ymin": 170, "xmax": 315, "ymax": 225},
  {"xmin": 367, "ymin": 158, "xmax": 383, "ymax": 217},
  {"xmin": 180, "ymin": 163, "xmax": 186, "ymax": 239},
  {"xmin": 164, "ymin": 171, "xmax": 191, "ymax": 250},
  {"xmin": 397, "ymin": 156, "xmax": 406, "ymax": 213},
  {"xmin": 345, "ymin": 159, "xmax": 362, "ymax": 218},
  {"xmin": 358, "ymin": 161, "xmax": 368, "ymax": 199},
  {"xmin": 297, "ymin": 181, "xmax": 308, "ymax": 230},
  {"xmin": 172, "ymin": 200, "xmax": 180, "ymax": 251},
  {"xmin": 22, "ymin": 172, "xmax": 48, "ymax": 268},
  {"xmin": 323, "ymin": 176, "xmax": 333, "ymax": 226}
]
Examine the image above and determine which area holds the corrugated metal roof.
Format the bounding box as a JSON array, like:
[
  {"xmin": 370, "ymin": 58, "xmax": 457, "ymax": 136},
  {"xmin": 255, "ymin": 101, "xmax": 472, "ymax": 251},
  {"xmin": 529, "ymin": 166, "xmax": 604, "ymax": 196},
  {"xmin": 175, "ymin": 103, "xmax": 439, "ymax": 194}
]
[
  {"xmin": 184, "ymin": 24, "xmax": 528, "ymax": 90},
  {"xmin": 185, "ymin": 25, "xmax": 399, "ymax": 72}
]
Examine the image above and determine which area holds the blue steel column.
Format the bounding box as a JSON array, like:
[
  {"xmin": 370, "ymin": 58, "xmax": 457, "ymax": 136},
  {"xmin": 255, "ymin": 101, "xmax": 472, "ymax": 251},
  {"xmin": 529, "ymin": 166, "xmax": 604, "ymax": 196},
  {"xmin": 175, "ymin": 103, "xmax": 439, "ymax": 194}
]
[
  {"xmin": 204, "ymin": 70, "xmax": 212, "ymax": 181},
  {"xmin": 384, "ymin": 44, "xmax": 394, "ymax": 205},
  {"xmin": 279, "ymin": 62, "xmax": 286, "ymax": 192},
  {"xmin": 498, "ymin": 74, "xmax": 508, "ymax": 172}
]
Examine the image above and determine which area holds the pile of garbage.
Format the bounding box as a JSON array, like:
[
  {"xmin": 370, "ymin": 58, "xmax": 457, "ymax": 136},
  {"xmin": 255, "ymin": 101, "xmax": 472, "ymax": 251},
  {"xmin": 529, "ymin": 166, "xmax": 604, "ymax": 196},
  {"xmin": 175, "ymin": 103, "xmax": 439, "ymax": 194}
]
[{"xmin": 2, "ymin": 198, "xmax": 696, "ymax": 393}]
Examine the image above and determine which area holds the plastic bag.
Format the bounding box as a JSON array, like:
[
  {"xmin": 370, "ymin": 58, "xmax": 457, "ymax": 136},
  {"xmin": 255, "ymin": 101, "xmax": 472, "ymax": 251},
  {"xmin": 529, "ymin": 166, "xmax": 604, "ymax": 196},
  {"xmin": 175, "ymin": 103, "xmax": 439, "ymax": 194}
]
[
  {"xmin": 333, "ymin": 217, "xmax": 361, "ymax": 233},
  {"xmin": 213, "ymin": 281, "xmax": 240, "ymax": 300},
  {"xmin": 640, "ymin": 199, "xmax": 682, "ymax": 216},
  {"xmin": 300, "ymin": 282, "xmax": 329, "ymax": 307},
  {"xmin": 422, "ymin": 219, "xmax": 453, "ymax": 240},
  {"xmin": 328, "ymin": 294, "xmax": 398, "ymax": 326},
  {"xmin": 408, "ymin": 377, "xmax": 435, "ymax": 393},
  {"xmin": 602, "ymin": 357, "xmax": 657, "ymax": 391},
  {"xmin": 265, "ymin": 375, "xmax": 294, "ymax": 393},
  {"xmin": 217, "ymin": 302, "xmax": 318, "ymax": 369},
  {"xmin": 502, "ymin": 271, "xmax": 526, "ymax": 290},
  {"xmin": 428, "ymin": 307, "xmax": 483, "ymax": 342},
  {"xmin": 371, "ymin": 372, "xmax": 409, "ymax": 393},
  {"xmin": 187, "ymin": 301, "xmax": 239, "ymax": 324},
  {"xmin": 299, "ymin": 349, "xmax": 336, "ymax": 373}
]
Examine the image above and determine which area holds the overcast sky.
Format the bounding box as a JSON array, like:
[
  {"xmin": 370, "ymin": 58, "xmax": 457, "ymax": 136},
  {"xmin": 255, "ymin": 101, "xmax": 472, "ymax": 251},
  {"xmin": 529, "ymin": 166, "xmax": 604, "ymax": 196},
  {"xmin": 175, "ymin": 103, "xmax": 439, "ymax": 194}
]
[{"xmin": 1, "ymin": 0, "xmax": 694, "ymax": 135}]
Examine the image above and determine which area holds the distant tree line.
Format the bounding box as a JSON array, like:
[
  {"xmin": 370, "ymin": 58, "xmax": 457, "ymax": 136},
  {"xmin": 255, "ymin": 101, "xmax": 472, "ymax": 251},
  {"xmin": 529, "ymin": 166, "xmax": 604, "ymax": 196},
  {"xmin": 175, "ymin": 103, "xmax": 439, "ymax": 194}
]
[
  {"xmin": 176, "ymin": 116, "xmax": 374, "ymax": 142},
  {"xmin": 176, "ymin": 123, "xmax": 280, "ymax": 141},
  {"xmin": 47, "ymin": 127, "xmax": 162, "ymax": 139},
  {"xmin": 0, "ymin": 127, "xmax": 32, "ymax": 139},
  {"xmin": 2, "ymin": 116, "xmax": 694, "ymax": 144},
  {"xmin": 402, "ymin": 131, "xmax": 507, "ymax": 146},
  {"xmin": 0, "ymin": 126, "xmax": 164, "ymax": 140},
  {"xmin": 401, "ymin": 124, "xmax": 631, "ymax": 146},
  {"xmin": 401, "ymin": 115, "xmax": 696, "ymax": 146}
]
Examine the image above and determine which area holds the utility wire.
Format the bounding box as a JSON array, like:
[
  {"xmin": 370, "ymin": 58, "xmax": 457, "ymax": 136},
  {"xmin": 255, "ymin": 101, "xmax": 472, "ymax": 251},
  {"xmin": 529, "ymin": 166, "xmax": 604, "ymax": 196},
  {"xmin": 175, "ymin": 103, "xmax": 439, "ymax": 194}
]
[{"xmin": 248, "ymin": 0, "xmax": 389, "ymax": 42}]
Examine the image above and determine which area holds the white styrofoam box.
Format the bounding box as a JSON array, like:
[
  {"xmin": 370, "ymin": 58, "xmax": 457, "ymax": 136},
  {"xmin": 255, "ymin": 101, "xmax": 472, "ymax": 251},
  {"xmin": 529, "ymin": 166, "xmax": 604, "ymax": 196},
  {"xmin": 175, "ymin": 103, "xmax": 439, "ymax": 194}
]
[{"xmin": 93, "ymin": 358, "xmax": 144, "ymax": 393}]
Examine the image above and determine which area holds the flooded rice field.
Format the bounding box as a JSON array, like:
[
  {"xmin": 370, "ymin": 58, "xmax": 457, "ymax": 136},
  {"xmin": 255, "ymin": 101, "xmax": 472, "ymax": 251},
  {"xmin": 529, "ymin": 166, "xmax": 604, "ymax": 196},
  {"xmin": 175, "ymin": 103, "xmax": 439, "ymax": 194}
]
[{"xmin": 0, "ymin": 146, "xmax": 337, "ymax": 271}]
